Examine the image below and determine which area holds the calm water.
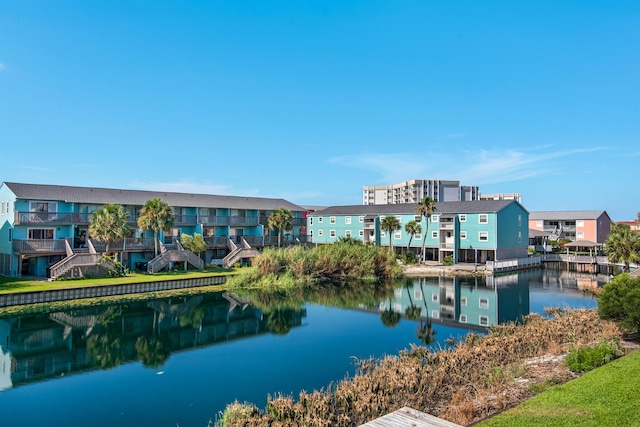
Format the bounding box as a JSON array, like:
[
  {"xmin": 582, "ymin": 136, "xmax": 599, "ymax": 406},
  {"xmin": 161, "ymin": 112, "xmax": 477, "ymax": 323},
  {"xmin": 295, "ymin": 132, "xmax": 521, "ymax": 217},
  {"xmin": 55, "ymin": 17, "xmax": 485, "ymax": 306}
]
[{"xmin": 0, "ymin": 268, "xmax": 602, "ymax": 427}]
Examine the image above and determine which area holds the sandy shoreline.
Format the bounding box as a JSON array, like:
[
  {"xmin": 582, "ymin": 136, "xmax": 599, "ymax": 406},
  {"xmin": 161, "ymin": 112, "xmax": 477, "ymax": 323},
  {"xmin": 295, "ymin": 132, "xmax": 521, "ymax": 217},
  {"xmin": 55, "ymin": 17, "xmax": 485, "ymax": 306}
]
[{"xmin": 401, "ymin": 262, "xmax": 488, "ymax": 277}]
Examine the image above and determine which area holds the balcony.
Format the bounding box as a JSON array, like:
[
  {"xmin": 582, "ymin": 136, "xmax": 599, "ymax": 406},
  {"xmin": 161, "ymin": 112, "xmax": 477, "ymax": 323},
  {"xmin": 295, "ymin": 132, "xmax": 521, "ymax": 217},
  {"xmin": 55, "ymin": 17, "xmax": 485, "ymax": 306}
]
[
  {"xmin": 204, "ymin": 236, "xmax": 228, "ymax": 248},
  {"xmin": 14, "ymin": 211, "xmax": 91, "ymax": 225},
  {"xmin": 229, "ymin": 216, "xmax": 259, "ymax": 226},
  {"xmin": 439, "ymin": 219, "xmax": 455, "ymax": 230},
  {"xmin": 173, "ymin": 214, "xmax": 198, "ymax": 226},
  {"xmin": 13, "ymin": 238, "xmax": 71, "ymax": 254}
]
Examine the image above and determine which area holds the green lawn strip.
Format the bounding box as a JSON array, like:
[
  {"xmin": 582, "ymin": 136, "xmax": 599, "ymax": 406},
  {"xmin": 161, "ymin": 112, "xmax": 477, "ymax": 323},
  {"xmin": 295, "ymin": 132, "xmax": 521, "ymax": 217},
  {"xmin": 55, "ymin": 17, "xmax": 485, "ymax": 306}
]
[
  {"xmin": 0, "ymin": 268, "xmax": 237, "ymax": 294},
  {"xmin": 476, "ymin": 350, "xmax": 640, "ymax": 427}
]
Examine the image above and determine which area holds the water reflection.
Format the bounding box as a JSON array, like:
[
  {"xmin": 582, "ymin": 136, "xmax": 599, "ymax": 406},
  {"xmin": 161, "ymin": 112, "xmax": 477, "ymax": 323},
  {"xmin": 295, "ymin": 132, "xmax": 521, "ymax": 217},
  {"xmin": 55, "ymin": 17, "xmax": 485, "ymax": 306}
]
[
  {"xmin": 0, "ymin": 269, "xmax": 602, "ymax": 427},
  {"xmin": 0, "ymin": 292, "xmax": 306, "ymax": 391}
]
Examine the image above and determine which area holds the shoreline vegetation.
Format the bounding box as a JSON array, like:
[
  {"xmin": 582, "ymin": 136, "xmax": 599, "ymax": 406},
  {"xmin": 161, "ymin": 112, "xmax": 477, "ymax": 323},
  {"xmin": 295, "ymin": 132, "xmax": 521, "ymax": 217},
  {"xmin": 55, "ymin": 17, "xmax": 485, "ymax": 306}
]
[{"xmin": 217, "ymin": 308, "xmax": 630, "ymax": 427}]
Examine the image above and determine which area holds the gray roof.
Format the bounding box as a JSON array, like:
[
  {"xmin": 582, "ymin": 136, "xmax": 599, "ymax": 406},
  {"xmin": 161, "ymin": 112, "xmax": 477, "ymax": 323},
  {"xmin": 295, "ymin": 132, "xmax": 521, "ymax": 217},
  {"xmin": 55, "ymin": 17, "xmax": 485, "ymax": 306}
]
[
  {"xmin": 311, "ymin": 200, "xmax": 522, "ymax": 216},
  {"xmin": 529, "ymin": 210, "xmax": 609, "ymax": 221},
  {"xmin": 3, "ymin": 182, "xmax": 305, "ymax": 211}
]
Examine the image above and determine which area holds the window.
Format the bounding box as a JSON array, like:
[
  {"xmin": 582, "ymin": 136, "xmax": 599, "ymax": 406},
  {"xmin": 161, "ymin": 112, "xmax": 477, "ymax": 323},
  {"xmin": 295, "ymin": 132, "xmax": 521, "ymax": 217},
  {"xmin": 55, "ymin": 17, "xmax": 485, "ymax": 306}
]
[
  {"xmin": 330, "ymin": 216, "xmax": 336, "ymax": 224},
  {"xmin": 414, "ymin": 215, "xmax": 422, "ymax": 222},
  {"xmin": 460, "ymin": 231, "xmax": 467, "ymax": 239},
  {"xmin": 318, "ymin": 229, "xmax": 323, "ymax": 237},
  {"xmin": 394, "ymin": 231, "xmax": 402, "ymax": 239},
  {"xmin": 309, "ymin": 230, "xmax": 313, "ymax": 237},
  {"xmin": 479, "ymin": 316, "xmax": 489, "ymax": 326},
  {"xmin": 432, "ymin": 310, "xmax": 440, "ymax": 319},
  {"xmin": 432, "ymin": 293, "xmax": 439, "ymax": 302},
  {"xmin": 577, "ymin": 231, "xmax": 585, "ymax": 239},
  {"xmin": 479, "ymin": 231, "xmax": 488, "ymax": 241},
  {"xmin": 518, "ymin": 231, "xmax": 522, "ymax": 243},
  {"xmin": 479, "ymin": 214, "xmax": 488, "ymax": 224},
  {"xmin": 459, "ymin": 214, "xmax": 466, "ymax": 222},
  {"xmin": 29, "ymin": 228, "xmax": 54, "ymax": 239},
  {"xmin": 432, "ymin": 215, "xmax": 439, "ymax": 222},
  {"xmin": 309, "ymin": 217, "xmax": 313, "ymax": 226},
  {"xmin": 460, "ymin": 297, "xmax": 467, "ymax": 307},
  {"xmin": 431, "ymin": 231, "xmax": 438, "ymax": 238},
  {"xmin": 330, "ymin": 230, "xmax": 336, "ymax": 238},
  {"xmin": 414, "ymin": 289, "xmax": 423, "ymax": 300},
  {"xmin": 318, "ymin": 217, "xmax": 323, "ymax": 223},
  {"xmin": 359, "ymin": 216, "xmax": 364, "ymax": 223},
  {"xmin": 345, "ymin": 230, "xmax": 352, "ymax": 237},
  {"xmin": 518, "ymin": 214, "xmax": 522, "ymax": 226},
  {"xmin": 1, "ymin": 201, "xmax": 4, "ymax": 215},
  {"xmin": 359, "ymin": 230, "xmax": 364, "ymax": 237},
  {"xmin": 459, "ymin": 314, "xmax": 467, "ymax": 323},
  {"xmin": 479, "ymin": 298, "xmax": 489, "ymax": 309},
  {"xmin": 380, "ymin": 231, "xmax": 386, "ymax": 238},
  {"xmin": 536, "ymin": 220, "xmax": 543, "ymax": 226},
  {"xmin": 394, "ymin": 288, "xmax": 403, "ymax": 298},
  {"xmin": 577, "ymin": 220, "xmax": 584, "ymax": 227},
  {"xmin": 345, "ymin": 216, "xmax": 352, "ymax": 224}
]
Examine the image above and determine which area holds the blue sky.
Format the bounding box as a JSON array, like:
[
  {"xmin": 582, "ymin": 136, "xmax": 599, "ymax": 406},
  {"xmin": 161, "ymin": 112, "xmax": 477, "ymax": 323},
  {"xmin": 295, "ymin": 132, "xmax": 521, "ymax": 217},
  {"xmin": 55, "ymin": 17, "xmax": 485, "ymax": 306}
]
[{"xmin": 1, "ymin": 1, "xmax": 638, "ymax": 220}]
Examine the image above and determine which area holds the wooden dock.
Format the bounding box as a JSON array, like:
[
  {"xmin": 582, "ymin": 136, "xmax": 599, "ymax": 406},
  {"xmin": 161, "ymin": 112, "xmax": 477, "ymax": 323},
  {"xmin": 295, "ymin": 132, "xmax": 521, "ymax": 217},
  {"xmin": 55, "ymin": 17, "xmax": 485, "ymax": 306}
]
[{"xmin": 359, "ymin": 407, "xmax": 463, "ymax": 427}]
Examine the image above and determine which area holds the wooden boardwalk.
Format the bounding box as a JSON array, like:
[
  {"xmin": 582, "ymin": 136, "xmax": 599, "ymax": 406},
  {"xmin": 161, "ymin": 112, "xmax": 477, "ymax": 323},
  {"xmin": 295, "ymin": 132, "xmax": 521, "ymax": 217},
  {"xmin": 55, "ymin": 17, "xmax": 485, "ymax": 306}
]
[{"xmin": 359, "ymin": 407, "xmax": 463, "ymax": 427}]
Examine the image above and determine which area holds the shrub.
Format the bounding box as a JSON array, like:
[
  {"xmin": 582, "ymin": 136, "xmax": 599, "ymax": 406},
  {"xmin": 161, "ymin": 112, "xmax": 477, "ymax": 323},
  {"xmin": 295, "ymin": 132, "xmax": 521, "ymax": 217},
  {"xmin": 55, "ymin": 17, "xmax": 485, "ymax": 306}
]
[
  {"xmin": 443, "ymin": 255, "xmax": 454, "ymax": 265},
  {"xmin": 598, "ymin": 274, "xmax": 640, "ymax": 334},
  {"xmin": 564, "ymin": 339, "xmax": 622, "ymax": 373},
  {"xmin": 403, "ymin": 252, "xmax": 417, "ymax": 264}
]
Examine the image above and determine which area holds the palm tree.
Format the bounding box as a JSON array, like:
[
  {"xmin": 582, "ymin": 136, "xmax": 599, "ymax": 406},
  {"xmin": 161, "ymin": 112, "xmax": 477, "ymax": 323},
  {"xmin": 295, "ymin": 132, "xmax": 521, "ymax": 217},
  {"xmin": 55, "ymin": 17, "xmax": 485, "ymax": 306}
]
[
  {"xmin": 404, "ymin": 279, "xmax": 422, "ymax": 320},
  {"xmin": 137, "ymin": 198, "xmax": 174, "ymax": 256},
  {"xmin": 404, "ymin": 220, "xmax": 421, "ymax": 253},
  {"xmin": 380, "ymin": 215, "xmax": 401, "ymax": 253},
  {"xmin": 268, "ymin": 208, "xmax": 293, "ymax": 247},
  {"xmin": 415, "ymin": 197, "xmax": 437, "ymax": 262},
  {"xmin": 380, "ymin": 298, "xmax": 401, "ymax": 327},
  {"xmin": 605, "ymin": 223, "xmax": 640, "ymax": 273},
  {"xmin": 89, "ymin": 204, "xmax": 130, "ymax": 257},
  {"xmin": 417, "ymin": 279, "xmax": 437, "ymax": 346}
]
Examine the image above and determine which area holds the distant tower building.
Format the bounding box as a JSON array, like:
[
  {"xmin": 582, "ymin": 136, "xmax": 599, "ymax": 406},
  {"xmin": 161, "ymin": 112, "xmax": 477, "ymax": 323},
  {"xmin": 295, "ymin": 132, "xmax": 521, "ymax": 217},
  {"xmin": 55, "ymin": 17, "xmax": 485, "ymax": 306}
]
[{"xmin": 362, "ymin": 179, "xmax": 480, "ymax": 205}]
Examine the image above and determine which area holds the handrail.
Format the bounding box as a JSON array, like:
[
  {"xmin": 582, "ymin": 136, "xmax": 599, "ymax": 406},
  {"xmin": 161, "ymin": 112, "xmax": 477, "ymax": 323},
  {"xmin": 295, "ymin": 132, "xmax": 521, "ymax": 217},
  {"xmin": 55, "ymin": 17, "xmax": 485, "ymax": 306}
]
[
  {"xmin": 49, "ymin": 253, "xmax": 112, "ymax": 280},
  {"xmin": 147, "ymin": 249, "xmax": 204, "ymax": 273}
]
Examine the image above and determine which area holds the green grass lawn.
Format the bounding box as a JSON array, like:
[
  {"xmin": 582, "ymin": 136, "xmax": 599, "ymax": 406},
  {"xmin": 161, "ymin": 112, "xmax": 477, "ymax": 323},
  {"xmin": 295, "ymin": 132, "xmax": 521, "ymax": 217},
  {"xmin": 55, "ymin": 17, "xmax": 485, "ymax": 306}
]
[
  {"xmin": 476, "ymin": 350, "xmax": 640, "ymax": 427},
  {"xmin": 0, "ymin": 268, "xmax": 237, "ymax": 295}
]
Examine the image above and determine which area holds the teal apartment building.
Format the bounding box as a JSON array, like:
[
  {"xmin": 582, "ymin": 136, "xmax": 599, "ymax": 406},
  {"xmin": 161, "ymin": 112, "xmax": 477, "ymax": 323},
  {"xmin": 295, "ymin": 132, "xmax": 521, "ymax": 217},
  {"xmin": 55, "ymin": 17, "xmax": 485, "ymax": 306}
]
[
  {"xmin": 379, "ymin": 275, "xmax": 530, "ymax": 329},
  {"xmin": 0, "ymin": 182, "xmax": 306, "ymax": 278},
  {"xmin": 307, "ymin": 200, "xmax": 529, "ymax": 264}
]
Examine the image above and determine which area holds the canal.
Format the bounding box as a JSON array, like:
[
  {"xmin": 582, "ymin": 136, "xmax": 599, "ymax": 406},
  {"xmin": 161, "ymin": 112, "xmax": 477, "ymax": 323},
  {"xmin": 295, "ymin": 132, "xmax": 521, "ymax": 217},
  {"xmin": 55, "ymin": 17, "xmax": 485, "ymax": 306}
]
[{"xmin": 0, "ymin": 268, "xmax": 604, "ymax": 427}]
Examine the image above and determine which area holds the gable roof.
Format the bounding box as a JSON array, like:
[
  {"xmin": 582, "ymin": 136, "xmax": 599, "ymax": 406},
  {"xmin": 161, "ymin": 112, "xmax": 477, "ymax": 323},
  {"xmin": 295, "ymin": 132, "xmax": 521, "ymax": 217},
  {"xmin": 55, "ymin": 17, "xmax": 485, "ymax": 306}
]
[
  {"xmin": 3, "ymin": 182, "xmax": 304, "ymax": 211},
  {"xmin": 311, "ymin": 200, "xmax": 523, "ymax": 217},
  {"xmin": 529, "ymin": 210, "xmax": 609, "ymax": 221}
]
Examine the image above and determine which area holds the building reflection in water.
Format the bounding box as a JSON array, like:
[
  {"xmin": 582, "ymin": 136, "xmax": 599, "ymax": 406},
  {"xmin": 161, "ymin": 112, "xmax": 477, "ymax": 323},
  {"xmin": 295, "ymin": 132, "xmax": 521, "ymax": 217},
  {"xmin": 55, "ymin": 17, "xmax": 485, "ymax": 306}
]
[
  {"xmin": 0, "ymin": 292, "xmax": 305, "ymax": 391},
  {"xmin": 378, "ymin": 274, "xmax": 530, "ymax": 331}
]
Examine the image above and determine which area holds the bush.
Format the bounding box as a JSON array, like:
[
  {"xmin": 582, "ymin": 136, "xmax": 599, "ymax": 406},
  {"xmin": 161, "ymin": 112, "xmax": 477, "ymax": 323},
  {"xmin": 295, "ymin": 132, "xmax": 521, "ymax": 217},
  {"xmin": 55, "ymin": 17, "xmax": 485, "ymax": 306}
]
[
  {"xmin": 403, "ymin": 252, "xmax": 417, "ymax": 264},
  {"xmin": 598, "ymin": 274, "xmax": 640, "ymax": 334},
  {"xmin": 443, "ymin": 255, "xmax": 454, "ymax": 265},
  {"xmin": 564, "ymin": 339, "xmax": 622, "ymax": 373}
]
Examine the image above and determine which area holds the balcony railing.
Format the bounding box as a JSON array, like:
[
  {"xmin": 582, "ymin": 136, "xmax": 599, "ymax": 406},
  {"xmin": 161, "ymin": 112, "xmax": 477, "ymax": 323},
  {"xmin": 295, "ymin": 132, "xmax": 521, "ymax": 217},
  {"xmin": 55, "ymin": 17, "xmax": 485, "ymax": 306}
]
[
  {"xmin": 173, "ymin": 214, "xmax": 198, "ymax": 226},
  {"xmin": 14, "ymin": 212, "xmax": 91, "ymax": 225},
  {"xmin": 204, "ymin": 236, "xmax": 228, "ymax": 248},
  {"xmin": 13, "ymin": 238, "xmax": 71, "ymax": 254},
  {"xmin": 229, "ymin": 216, "xmax": 259, "ymax": 226}
]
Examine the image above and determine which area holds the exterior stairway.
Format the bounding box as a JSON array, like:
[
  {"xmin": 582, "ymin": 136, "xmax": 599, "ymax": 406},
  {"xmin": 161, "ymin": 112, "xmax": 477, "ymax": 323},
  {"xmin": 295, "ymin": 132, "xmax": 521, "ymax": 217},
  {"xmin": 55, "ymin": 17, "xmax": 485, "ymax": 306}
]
[
  {"xmin": 48, "ymin": 240, "xmax": 117, "ymax": 280},
  {"xmin": 146, "ymin": 240, "xmax": 204, "ymax": 273},
  {"xmin": 222, "ymin": 238, "xmax": 260, "ymax": 268}
]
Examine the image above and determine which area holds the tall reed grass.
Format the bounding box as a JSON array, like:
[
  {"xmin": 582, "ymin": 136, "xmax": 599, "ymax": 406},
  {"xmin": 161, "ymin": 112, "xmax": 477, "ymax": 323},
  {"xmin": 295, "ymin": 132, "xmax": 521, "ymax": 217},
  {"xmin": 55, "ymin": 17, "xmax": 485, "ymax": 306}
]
[{"xmin": 218, "ymin": 308, "xmax": 622, "ymax": 426}]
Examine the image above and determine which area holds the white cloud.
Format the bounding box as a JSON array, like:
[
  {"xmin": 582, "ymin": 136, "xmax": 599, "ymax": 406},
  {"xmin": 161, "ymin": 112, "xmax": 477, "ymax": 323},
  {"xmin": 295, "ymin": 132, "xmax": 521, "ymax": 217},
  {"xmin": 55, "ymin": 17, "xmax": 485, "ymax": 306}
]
[{"xmin": 329, "ymin": 146, "xmax": 609, "ymax": 186}]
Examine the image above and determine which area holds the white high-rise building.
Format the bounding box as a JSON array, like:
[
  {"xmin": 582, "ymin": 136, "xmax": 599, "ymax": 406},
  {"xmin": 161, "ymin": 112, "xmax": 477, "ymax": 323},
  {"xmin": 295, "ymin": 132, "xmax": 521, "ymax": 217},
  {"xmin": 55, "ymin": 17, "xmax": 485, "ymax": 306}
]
[{"xmin": 362, "ymin": 179, "xmax": 480, "ymax": 205}]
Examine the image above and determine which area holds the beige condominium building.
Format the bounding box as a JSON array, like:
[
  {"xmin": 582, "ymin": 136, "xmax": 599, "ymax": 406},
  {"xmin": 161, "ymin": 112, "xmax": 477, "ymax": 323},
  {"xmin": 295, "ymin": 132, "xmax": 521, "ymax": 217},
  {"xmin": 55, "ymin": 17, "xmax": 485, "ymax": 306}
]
[{"xmin": 363, "ymin": 179, "xmax": 479, "ymax": 205}]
